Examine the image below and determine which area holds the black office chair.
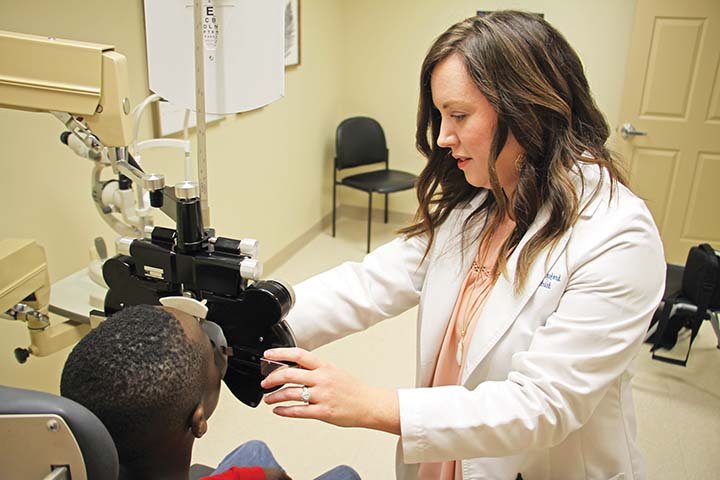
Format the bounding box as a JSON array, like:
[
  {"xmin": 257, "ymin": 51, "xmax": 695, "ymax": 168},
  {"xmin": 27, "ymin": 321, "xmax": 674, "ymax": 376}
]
[
  {"xmin": 333, "ymin": 117, "xmax": 417, "ymax": 252},
  {"xmin": 647, "ymin": 257, "xmax": 720, "ymax": 366}
]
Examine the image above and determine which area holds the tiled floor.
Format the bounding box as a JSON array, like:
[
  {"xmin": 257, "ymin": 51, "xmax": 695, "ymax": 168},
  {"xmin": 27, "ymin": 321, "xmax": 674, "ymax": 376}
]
[
  {"xmin": 192, "ymin": 215, "xmax": 720, "ymax": 479},
  {"xmin": 633, "ymin": 326, "xmax": 720, "ymax": 479}
]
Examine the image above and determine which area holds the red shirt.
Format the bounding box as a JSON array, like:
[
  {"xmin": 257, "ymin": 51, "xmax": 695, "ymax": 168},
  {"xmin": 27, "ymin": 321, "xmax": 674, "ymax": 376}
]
[{"xmin": 202, "ymin": 466, "xmax": 266, "ymax": 480}]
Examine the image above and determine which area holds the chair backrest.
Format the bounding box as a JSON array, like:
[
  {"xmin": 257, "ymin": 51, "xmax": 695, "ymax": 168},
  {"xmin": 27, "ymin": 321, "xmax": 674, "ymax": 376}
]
[
  {"xmin": 335, "ymin": 116, "xmax": 388, "ymax": 170},
  {"xmin": 0, "ymin": 385, "xmax": 119, "ymax": 480}
]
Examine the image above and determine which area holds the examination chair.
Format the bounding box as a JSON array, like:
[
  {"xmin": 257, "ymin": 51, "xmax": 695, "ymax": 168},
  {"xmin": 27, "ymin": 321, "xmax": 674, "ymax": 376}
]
[
  {"xmin": 0, "ymin": 385, "xmax": 118, "ymax": 480},
  {"xmin": 0, "ymin": 385, "xmax": 215, "ymax": 480}
]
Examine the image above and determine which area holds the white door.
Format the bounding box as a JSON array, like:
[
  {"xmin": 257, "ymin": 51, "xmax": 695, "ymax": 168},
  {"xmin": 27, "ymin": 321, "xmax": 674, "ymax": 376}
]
[{"xmin": 617, "ymin": 0, "xmax": 720, "ymax": 264}]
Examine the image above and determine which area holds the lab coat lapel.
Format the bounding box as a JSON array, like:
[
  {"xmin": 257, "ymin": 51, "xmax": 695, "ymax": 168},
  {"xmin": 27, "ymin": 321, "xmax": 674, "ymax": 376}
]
[
  {"xmin": 417, "ymin": 192, "xmax": 487, "ymax": 388},
  {"xmin": 461, "ymin": 205, "xmax": 572, "ymax": 383},
  {"xmin": 460, "ymin": 164, "xmax": 605, "ymax": 383}
]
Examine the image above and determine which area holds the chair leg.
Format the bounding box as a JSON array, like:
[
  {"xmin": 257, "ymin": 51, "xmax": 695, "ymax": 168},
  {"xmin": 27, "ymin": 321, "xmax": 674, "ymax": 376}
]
[
  {"xmin": 710, "ymin": 312, "xmax": 720, "ymax": 349},
  {"xmin": 384, "ymin": 193, "xmax": 389, "ymax": 223},
  {"xmin": 332, "ymin": 183, "xmax": 337, "ymax": 237},
  {"xmin": 367, "ymin": 192, "xmax": 372, "ymax": 253}
]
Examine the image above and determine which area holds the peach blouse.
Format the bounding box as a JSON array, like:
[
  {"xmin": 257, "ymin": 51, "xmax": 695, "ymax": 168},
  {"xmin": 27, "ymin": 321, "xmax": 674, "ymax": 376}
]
[{"xmin": 417, "ymin": 219, "xmax": 515, "ymax": 480}]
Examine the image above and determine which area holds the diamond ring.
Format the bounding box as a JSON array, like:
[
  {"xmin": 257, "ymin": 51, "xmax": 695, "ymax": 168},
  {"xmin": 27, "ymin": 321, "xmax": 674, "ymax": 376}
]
[{"xmin": 300, "ymin": 385, "xmax": 311, "ymax": 404}]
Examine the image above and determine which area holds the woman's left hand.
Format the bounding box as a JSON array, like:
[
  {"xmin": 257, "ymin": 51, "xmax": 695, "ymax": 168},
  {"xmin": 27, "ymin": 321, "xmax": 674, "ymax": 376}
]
[{"xmin": 261, "ymin": 347, "xmax": 400, "ymax": 435}]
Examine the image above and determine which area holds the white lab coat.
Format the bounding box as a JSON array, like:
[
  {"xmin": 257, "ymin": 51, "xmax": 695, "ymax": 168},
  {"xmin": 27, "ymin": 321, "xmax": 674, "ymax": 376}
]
[{"xmin": 287, "ymin": 163, "xmax": 665, "ymax": 480}]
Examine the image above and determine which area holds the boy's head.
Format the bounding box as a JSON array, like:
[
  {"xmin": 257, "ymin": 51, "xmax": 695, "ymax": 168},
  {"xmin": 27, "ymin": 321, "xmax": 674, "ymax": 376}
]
[{"xmin": 61, "ymin": 304, "xmax": 223, "ymax": 466}]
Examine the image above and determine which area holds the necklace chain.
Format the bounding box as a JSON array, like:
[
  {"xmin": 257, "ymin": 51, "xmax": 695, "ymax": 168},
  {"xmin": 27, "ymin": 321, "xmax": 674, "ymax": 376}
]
[
  {"xmin": 461, "ymin": 261, "xmax": 493, "ymax": 335},
  {"xmin": 455, "ymin": 217, "xmax": 514, "ymax": 367},
  {"xmin": 456, "ymin": 255, "xmax": 498, "ymax": 366}
]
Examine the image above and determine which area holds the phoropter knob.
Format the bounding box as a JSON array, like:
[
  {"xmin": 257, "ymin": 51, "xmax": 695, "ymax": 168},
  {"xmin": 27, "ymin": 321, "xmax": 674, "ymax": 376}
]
[{"xmin": 240, "ymin": 258, "xmax": 263, "ymax": 281}]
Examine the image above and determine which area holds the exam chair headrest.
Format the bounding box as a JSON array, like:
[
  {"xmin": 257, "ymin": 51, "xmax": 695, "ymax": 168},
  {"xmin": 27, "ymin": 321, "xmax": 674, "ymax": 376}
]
[{"xmin": 0, "ymin": 385, "xmax": 118, "ymax": 480}]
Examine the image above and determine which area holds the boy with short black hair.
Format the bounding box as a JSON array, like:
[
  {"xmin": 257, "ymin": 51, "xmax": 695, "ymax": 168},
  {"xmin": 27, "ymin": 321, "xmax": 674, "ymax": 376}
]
[
  {"xmin": 61, "ymin": 304, "xmax": 290, "ymax": 480},
  {"xmin": 61, "ymin": 304, "xmax": 359, "ymax": 480}
]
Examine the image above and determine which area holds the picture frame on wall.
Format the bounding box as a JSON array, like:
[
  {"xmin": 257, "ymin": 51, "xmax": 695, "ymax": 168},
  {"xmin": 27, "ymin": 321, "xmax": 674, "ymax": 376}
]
[
  {"xmin": 285, "ymin": 0, "xmax": 300, "ymax": 67},
  {"xmin": 477, "ymin": 10, "xmax": 543, "ymax": 18}
]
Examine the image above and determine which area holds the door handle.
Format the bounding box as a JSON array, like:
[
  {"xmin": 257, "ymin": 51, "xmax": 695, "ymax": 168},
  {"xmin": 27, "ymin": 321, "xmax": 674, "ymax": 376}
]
[{"xmin": 620, "ymin": 123, "xmax": 648, "ymax": 139}]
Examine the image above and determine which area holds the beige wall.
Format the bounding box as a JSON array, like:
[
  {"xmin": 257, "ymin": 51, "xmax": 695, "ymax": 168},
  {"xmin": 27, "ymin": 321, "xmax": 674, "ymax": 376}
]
[
  {"xmin": 0, "ymin": 0, "xmax": 346, "ymax": 391},
  {"xmin": 0, "ymin": 0, "xmax": 346, "ymax": 283},
  {"xmin": 0, "ymin": 0, "xmax": 636, "ymax": 390},
  {"xmin": 338, "ymin": 0, "xmax": 638, "ymax": 213}
]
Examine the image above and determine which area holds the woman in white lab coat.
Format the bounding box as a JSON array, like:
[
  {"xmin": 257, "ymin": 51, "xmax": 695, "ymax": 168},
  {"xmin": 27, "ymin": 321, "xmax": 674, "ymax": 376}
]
[{"xmin": 261, "ymin": 11, "xmax": 665, "ymax": 480}]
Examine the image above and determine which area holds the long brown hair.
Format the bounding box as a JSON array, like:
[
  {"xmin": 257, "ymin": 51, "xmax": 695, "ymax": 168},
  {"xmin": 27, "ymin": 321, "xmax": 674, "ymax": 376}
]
[{"xmin": 401, "ymin": 11, "xmax": 627, "ymax": 290}]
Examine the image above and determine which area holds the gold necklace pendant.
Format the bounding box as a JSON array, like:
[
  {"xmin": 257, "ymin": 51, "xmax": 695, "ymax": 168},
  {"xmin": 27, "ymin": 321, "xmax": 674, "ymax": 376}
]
[
  {"xmin": 456, "ymin": 337, "xmax": 464, "ymax": 366},
  {"xmin": 455, "ymin": 218, "xmax": 513, "ymax": 369}
]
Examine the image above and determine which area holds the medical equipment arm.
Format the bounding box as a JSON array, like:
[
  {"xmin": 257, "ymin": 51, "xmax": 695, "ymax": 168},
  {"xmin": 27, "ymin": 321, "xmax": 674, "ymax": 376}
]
[
  {"xmin": 0, "ymin": 29, "xmax": 166, "ymax": 233},
  {"xmin": 0, "ymin": 30, "xmax": 296, "ymax": 408},
  {"xmin": 0, "ymin": 30, "xmax": 132, "ymax": 147},
  {"xmin": 0, "ymin": 240, "xmax": 92, "ymax": 363}
]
